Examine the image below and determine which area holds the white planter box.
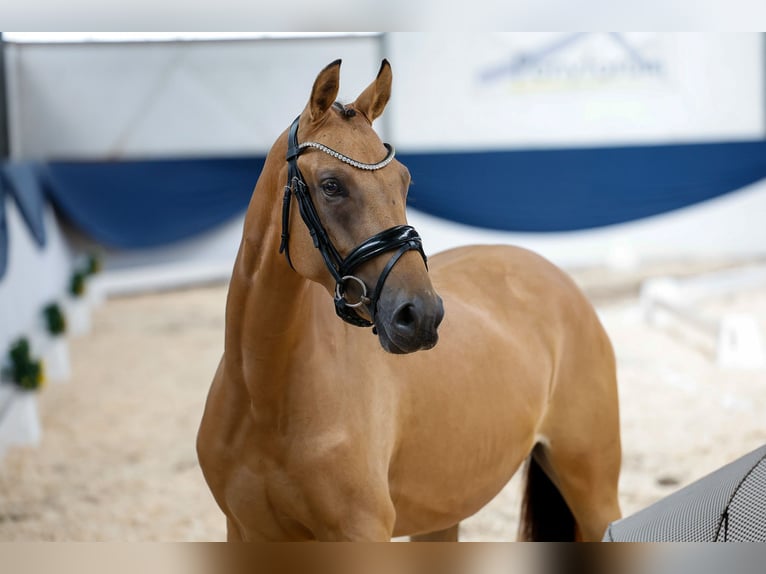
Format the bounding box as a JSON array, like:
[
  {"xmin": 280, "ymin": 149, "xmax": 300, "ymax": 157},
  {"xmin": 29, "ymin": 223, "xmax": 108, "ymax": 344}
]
[
  {"xmin": 65, "ymin": 296, "xmax": 91, "ymax": 337},
  {"xmin": 0, "ymin": 384, "xmax": 42, "ymax": 462},
  {"xmin": 44, "ymin": 336, "xmax": 71, "ymax": 383}
]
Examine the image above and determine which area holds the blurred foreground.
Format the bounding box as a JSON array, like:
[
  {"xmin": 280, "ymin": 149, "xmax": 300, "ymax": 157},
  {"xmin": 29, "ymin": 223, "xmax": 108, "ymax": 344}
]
[{"xmin": 3, "ymin": 542, "xmax": 766, "ymax": 574}]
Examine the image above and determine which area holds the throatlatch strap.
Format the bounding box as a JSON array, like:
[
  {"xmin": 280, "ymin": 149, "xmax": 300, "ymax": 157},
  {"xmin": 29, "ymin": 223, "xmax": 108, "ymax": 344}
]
[{"xmin": 279, "ymin": 185, "xmax": 294, "ymax": 270}]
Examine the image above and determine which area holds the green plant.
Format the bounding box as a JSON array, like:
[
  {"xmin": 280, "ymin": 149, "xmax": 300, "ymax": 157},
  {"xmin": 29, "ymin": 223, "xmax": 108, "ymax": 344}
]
[
  {"xmin": 85, "ymin": 253, "xmax": 102, "ymax": 276},
  {"xmin": 43, "ymin": 303, "xmax": 67, "ymax": 336},
  {"xmin": 6, "ymin": 338, "xmax": 44, "ymax": 391},
  {"xmin": 70, "ymin": 271, "xmax": 87, "ymax": 297}
]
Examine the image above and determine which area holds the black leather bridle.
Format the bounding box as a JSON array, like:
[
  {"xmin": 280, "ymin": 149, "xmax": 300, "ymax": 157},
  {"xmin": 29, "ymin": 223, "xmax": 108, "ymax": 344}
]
[{"xmin": 279, "ymin": 115, "xmax": 427, "ymax": 329}]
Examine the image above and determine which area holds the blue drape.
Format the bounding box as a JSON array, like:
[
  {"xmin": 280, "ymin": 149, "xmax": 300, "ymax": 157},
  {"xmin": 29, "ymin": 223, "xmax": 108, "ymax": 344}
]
[
  {"xmin": 399, "ymin": 140, "xmax": 766, "ymax": 231},
  {"xmin": 2, "ymin": 140, "xmax": 766, "ymax": 283},
  {"xmin": 40, "ymin": 156, "xmax": 265, "ymax": 249}
]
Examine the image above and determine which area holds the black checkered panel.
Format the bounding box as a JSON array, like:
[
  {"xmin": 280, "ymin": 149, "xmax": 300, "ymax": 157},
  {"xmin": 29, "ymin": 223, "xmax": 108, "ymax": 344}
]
[
  {"xmin": 715, "ymin": 454, "xmax": 766, "ymax": 541},
  {"xmin": 604, "ymin": 445, "xmax": 766, "ymax": 542}
]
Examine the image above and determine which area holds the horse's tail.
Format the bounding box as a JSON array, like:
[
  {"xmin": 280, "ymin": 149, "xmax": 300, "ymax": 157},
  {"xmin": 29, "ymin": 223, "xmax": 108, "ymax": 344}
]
[{"xmin": 518, "ymin": 455, "xmax": 576, "ymax": 541}]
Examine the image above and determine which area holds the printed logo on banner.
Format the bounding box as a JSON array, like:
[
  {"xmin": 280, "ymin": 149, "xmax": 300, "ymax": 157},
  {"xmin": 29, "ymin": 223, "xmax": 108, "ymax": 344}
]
[{"xmin": 478, "ymin": 33, "xmax": 666, "ymax": 94}]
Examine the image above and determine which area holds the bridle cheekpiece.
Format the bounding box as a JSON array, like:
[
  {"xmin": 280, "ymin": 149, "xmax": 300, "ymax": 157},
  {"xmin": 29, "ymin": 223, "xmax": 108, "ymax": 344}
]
[{"xmin": 279, "ymin": 115, "xmax": 427, "ymax": 329}]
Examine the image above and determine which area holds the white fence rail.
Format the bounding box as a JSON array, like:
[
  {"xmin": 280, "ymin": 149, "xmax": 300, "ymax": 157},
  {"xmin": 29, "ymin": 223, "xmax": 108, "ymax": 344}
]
[{"xmin": 641, "ymin": 266, "xmax": 766, "ymax": 370}]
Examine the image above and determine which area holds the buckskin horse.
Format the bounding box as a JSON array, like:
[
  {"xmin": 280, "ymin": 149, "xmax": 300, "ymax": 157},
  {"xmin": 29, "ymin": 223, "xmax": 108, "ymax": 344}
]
[{"xmin": 197, "ymin": 59, "xmax": 622, "ymax": 541}]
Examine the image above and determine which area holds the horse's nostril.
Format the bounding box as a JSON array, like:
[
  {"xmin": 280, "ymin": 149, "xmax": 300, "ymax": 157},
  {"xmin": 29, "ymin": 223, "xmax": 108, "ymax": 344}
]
[
  {"xmin": 393, "ymin": 303, "xmax": 418, "ymax": 332},
  {"xmin": 434, "ymin": 297, "xmax": 445, "ymax": 329}
]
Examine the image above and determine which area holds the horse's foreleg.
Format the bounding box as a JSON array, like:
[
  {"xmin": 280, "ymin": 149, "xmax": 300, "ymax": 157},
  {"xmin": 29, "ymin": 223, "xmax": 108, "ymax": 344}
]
[
  {"xmin": 305, "ymin": 481, "xmax": 397, "ymax": 541},
  {"xmin": 410, "ymin": 523, "xmax": 459, "ymax": 542},
  {"xmin": 226, "ymin": 517, "xmax": 244, "ymax": 541},
  {"xmin": 311, "ymin": 508, "xmax": 396, "ymax": 541}
]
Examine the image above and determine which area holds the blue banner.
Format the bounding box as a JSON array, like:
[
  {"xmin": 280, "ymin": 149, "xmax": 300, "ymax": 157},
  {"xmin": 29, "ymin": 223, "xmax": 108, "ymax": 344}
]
[
  {"xmin": 2, "ymin": 140, "xmax": 766, "ymax": 285},
  {"xmin": 399, "ymin": 140, "xmax": 766, "ymax": 232}
]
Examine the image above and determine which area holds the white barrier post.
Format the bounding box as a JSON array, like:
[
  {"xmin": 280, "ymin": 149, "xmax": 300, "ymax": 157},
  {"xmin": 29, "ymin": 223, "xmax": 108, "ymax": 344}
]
[
  {"xmin": 641, "ymin": 272, "xmax": 766, "ymax": 371},
  {"xmin": 640, "ymin": 278, "xmax": 682, "ymax": 329},
  {"xmin": 717, "ymin": 314, "xmax": 766, "ymax": 370}
]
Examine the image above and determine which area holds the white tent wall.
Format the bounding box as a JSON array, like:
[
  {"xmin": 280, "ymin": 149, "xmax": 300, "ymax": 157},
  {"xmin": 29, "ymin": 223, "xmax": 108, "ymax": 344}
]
[
  {"xmin": 4, "ymin": 35, "xmax": 386, "ymax": 159},
  {"xmin": 8, "ymin": 34, "xmax": 761, "ymax": 157},
  {"xmin": 387, "ymin": 33, "xmax": 765, "ymax": 150}
]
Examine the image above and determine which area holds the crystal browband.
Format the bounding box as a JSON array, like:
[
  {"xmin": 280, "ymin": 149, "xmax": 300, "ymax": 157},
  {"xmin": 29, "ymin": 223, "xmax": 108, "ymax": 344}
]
[{"xmin": 298, "ymin": 141, "xmax": 396, "ymax": 171}]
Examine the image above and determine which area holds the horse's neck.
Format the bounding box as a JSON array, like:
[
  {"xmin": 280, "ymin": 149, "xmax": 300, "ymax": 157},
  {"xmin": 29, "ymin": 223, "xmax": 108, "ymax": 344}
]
[
  {"xmin": 224, "ymin": 169, "xmax": 317, "ymax": 410},
  {"xmin": 229, "ymin": 234, "xmax": 310, "ymax": 344}
]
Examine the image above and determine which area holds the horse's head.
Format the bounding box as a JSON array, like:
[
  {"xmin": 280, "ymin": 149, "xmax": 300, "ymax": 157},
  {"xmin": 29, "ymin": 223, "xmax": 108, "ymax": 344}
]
[{"xmin": 280, "ymin": 59, "xmax": 443, "ymax": 354}]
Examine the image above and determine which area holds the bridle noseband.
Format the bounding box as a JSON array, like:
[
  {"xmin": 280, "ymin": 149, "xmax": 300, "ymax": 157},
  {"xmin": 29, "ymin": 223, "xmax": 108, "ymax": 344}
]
[{"xmin": 279, "ymin": 115, "xmax": 427, "ymax": 329}]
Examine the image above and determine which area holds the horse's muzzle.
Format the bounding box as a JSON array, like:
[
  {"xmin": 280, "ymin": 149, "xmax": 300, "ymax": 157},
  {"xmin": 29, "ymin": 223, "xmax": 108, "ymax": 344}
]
[{"xmin": 376, "ymin": 293, "xmax": 444, "ymax": 354}]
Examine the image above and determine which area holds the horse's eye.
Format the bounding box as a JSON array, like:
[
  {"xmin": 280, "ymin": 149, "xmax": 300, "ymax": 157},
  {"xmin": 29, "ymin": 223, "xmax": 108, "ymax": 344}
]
[{"xmin": 321, "ymin": 179, "xmax": 343, "ymax": 197}]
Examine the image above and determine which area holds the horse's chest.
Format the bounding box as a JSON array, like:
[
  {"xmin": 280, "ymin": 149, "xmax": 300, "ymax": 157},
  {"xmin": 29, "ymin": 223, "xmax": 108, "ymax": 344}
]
[
  {"xmin": 224, "ymin": 450, "xmax": 314, "ymax": 540},
  {"xmin": 230, "ymin": 424, "xmax": 378, "ymax": 540}
]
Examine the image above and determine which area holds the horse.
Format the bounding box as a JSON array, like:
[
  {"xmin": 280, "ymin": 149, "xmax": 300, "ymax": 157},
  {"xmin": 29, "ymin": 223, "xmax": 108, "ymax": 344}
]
[{"xmin": 197, "ymin": 59, "xmax": 622, "ymax": 541}]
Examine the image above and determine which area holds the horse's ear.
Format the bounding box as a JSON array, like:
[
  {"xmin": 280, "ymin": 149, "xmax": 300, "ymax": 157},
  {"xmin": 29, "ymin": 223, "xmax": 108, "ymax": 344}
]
[
  {"xmin": 353, "ymin": 59, "xmax": 392, "ymax": 123},
  {"xmin": 309, "ymin": 59, "xmax": 342, "ymax": 123}
]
